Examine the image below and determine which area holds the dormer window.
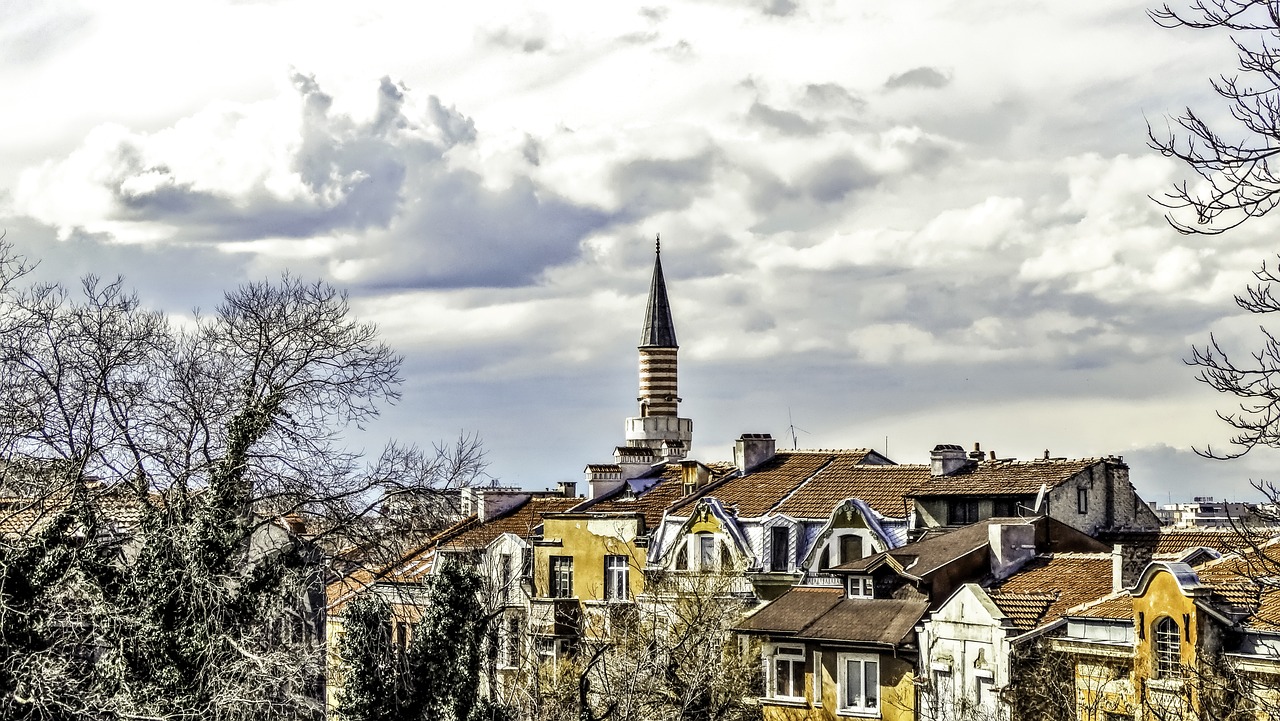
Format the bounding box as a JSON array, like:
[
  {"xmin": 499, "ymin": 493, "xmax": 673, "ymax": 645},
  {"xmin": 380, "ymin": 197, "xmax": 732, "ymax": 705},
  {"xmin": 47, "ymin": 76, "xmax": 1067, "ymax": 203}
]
[
  {"xmin": 770, "ymin": 527, "xmax": 790, "ymax": 572},
  {"xmin": 847, "ymin": 576, "xmax": 874, "ymax": 598}
]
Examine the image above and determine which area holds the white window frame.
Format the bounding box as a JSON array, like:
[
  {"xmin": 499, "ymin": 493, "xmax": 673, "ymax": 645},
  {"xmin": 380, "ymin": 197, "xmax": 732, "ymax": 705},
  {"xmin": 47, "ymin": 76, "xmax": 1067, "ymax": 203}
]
[
  {"xmin": 604, "ymin": 554, "xmax": 629, "ymax": 601},
  {"xmin": 698, "ymin": 534, "xmax": 716, "ymax": 571},
  {"xmin": 769, "ymin": 526, "xmax": 791, "ymax": 572},
  {"xmin": 813, "ymin": 650, "xmax": 824, "ymax": 707},
  {"xmin": 1154, "ymin": 616, "xmax": 1181, "ymax": 678},
  {"xmin": 766, "ymin": 644, "xmax": 807, "ymax": 702},
  {"xmin": 847, "ymin": 576, "xmax": 874, "ymax": 598},
  {"xmin": 550, "ymin": 555, "xmax": 574, "ymax": 598},
  {"xmin": 837, "ymin": 652, "xmax": 880, "ymax": 717}
]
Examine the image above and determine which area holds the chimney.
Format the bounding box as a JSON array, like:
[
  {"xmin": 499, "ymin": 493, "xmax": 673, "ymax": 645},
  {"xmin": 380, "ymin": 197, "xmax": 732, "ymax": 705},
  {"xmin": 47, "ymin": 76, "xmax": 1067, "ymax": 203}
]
[
  {"xmin": 930, "ymin": 444, "xmax": 971, "ymax": 477},
  {"xmin": 734, "ymin": 433, "xmax": 776, "ymax": 474},
  {"xmin": 989, "ymin": 522, "xmax": 1037, "ymax": 579},
  {"xmin": 585, "ymin": 464, "xmax": 624, "ymax": 500},
  {"xmin": 557, "ymin": 480, "xmax": 578, "ymax": 499},
  {"xmin": 969, "ymin": 442, "xmax": 984, "ymax": 461},
  {"xmin": 1112, "ymin": 543, "xmax": 1154, "ymax": 592}
]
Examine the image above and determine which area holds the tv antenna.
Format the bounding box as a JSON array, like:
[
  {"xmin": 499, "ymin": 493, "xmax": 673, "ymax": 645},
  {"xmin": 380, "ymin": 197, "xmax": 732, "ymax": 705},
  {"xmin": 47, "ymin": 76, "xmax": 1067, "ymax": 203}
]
[{"xmin": 787, "ymin": 408, "xmax": 810, "ymax": 450}]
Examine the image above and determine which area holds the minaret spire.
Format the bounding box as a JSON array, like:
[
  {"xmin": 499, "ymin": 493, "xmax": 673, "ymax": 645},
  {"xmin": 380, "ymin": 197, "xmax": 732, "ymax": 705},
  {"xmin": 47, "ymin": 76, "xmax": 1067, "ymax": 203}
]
[
  {"xmin": 625, "ymin": 236, "xmax": 692, "ymax": 459},
  {"xmin": 640, "ymin": 235, "xmax": 677, "ymax": 348}
]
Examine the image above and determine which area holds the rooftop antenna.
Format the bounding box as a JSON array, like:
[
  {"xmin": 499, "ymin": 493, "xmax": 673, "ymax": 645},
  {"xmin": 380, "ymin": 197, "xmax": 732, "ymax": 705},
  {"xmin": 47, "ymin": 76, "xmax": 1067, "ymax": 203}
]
[{"xmin": 787, "ymin": 407, "xmax": 809, "ymax": 450}]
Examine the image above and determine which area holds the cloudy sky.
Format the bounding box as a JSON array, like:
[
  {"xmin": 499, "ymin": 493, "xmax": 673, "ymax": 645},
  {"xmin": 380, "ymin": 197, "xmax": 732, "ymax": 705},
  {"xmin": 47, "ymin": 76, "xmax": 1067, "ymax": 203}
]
[{"xmin": 3, "ymin": 0, "xmax": 1279, "ymax": 502}]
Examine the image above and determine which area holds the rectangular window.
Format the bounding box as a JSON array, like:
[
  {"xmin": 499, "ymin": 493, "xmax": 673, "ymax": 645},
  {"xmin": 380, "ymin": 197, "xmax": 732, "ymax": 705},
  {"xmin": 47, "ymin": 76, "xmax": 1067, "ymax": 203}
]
[
  {"xmin": 500, "ymin": 552, "xmax": 513, "ymax": 604},
  {"xmin": 504, "ymin": 616, "xmax": 522, "ymax": 668},
  {"xmin": 993, "ymin": 498, "xmax": 1018, "ymax": 517},
  {"xmin": 838, "ymin": 653, "xmax": 879, "ymax": 714},
  {"xmin": 839, "ymin": 534, "xmax": 862, "ymax": 565},
  {"xmin": 1078, "ymin": 487, "xmax": 1089, "ymax": 514},
  {"xmin": 699, "ymin": 535, "xmax": 716, "ymax": 571},
  {"xmin": 847, "ymin": 576, "xmax": 874, "ymax": 598},
  {"xmin": 521, "ymin": 547, "xmax": 533, "ymax": 578},
  {"xmin": 813, "ymin": 651, "xmax": 824, "ymax": 707},
  {"xmin": 604, "ymin": 555, "xmax": 629, "ymax": 601},
  {"xmin": 768, "ymin": 645, "xmax": 806, "ymax": 701},
  {"xmin": 550, "ymin": 556, "xmax": 574, "ymax": 598},
  {"xmin": 770, "ymin": 527, "xmax": 790, "ymax": 572},
  {"xmin": 675, "ymin": 540, "xmax": 688, "ymax": 570},
  {"xmin": 947, "ymin": 499, "xmax": 980, "ymax": 525}
]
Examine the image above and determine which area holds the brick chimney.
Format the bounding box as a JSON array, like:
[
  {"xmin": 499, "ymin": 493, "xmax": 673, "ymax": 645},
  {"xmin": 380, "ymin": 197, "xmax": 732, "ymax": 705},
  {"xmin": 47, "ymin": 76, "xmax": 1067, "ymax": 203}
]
[
  {"xmin": 931, "ymin": 444, "xmax": 972, "ymax": 477},
  {"xmin": 734, "ymin": 433, "xmax": 776, "ymax": 474},
  {"xmin": 557, "ymin": 480, "xmax": 578, "ymax": 498}
]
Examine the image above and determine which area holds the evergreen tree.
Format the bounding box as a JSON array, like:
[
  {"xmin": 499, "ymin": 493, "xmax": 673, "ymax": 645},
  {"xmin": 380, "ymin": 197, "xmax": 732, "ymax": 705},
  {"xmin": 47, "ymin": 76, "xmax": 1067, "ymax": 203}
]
[
  {"xmin": 335, "ymin": 595, "xmax": 401, "ymax": 721},
  {"xmin": 405, "ymin": 557, "xmax": 489, "ymax": 721}
]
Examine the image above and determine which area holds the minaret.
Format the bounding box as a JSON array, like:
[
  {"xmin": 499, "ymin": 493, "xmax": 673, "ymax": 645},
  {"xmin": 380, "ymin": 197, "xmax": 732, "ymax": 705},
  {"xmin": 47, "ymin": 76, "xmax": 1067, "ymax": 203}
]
[{"xmin": 625, "ymin": 237, "xmax": 692, "ymax": 459}]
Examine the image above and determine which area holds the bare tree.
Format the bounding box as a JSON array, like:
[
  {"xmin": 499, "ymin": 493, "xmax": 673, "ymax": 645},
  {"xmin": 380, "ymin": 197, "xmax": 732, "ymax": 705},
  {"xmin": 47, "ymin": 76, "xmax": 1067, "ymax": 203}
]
[
  {"xmin": 1149, "ymin": 0, "xmax": 1280, "ymax": 234},
  {"xmin": 0, "ymin": 241, "xmax": 486, "ymax": 720},
  {"xmin": 515, "ymin": 569, "xmax": 761, "ymax": 721}
]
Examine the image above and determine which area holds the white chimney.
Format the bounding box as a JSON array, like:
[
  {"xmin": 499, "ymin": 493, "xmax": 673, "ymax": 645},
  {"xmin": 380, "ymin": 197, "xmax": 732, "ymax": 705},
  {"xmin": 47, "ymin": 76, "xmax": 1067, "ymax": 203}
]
[{"xmin": 734, "ymin": 433, "xmax": 776, "ymax": 473}]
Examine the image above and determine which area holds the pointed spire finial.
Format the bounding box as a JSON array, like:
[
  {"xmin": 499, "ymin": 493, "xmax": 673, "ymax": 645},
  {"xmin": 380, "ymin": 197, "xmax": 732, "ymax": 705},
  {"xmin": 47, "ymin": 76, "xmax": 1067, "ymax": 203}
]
[
  {"xmin": 640, "ymin": 234, "xmax": 677, "ymax": 348},
  {"xmin": 656, "ymin": 234, "xmax": 661, "ymax": 254}
]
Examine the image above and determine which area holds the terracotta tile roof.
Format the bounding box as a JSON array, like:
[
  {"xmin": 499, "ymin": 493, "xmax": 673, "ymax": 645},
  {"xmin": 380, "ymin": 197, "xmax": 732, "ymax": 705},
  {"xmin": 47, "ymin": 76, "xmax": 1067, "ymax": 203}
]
[
  {"xmin": 439, "ymin": 497, "xmax": 581, "ymax": 551},
  {"xmin": 796, "ymin": 598, "xmax": 929, "ymax": 646},
  {"xmin": 1071, "ymin": 591, "xmax": 1134, "ymax": 621},
  {"xmin": 674, "ymin": 450, "xmax": 875, "ymax": 519},
  {"xmin": 909, "ymin": 458, "xmax": 1102, "ymax": 497},
  {"xmin": 1155, "ymin": 528, "xmax": 1269, "ymax": 555},
  {"xmin": 989, "ymin": 593, "xmax": 1057, "ymax": 630},
  {"xmin": 736, "ymin": 586, "xmax": 844, "ymax": 634},
  {"xmin": 988, "ymin": 553, "xmax": 1114, "ymax": 629},
  {"xmin": 582, "ymin": 462, "xmax": 736, "ymax": 529},
  {"xmin": 736, "ymin": 586, "xmax": 926, "ymax": 646},
  {"xmin": 774, "ymin": 462, "xmax": 928, "ymax": 519},
  {"xmin": 839, "ymin": 518, "xmax": 1026, "ymax": 578}
]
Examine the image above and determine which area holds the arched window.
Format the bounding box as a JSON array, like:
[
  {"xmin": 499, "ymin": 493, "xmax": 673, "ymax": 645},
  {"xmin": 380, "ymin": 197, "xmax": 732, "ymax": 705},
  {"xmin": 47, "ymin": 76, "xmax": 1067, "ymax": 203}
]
[{"xmin": 1154, "ymin": 616, "xmax": 1181, "ymax": 677}]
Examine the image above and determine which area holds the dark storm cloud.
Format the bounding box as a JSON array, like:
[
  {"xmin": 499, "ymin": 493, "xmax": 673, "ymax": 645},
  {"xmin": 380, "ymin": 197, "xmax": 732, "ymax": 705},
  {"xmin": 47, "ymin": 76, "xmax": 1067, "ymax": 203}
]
[
  {"xmin": 801, "ymin": 83, "xmax": 867, "ymax": 112},
  {"xmin": 52, "ymin": 73, "xmax": 615, "ymax": 289},
  {"xmin": 761, "ymin": 0, "xmax": 798, "ymax": 17},
  {"xmin": 884, "ymin": 66, "xmax": 952, "ymax": 90},
  {"xmin": 348, "ymin": 173, "xmax": 613, "ymax": 289},
  {"xmin": 801, "ymin": 154, "xmax": 879, "ymax": 203},
  {"xmin": 610, "ymin": 151, "xmax": 718, "ymax": 217},
  {"xmin": 747, "ymin": 101, "xmax": 823, "ymax": 136},
  {"xmin": 0, "ymin": 214, "xmax": 252, "ymax": 312}
]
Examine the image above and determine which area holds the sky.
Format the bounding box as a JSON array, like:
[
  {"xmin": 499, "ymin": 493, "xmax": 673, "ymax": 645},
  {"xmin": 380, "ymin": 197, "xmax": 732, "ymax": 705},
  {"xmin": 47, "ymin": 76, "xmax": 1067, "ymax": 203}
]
[{"xmin": 3, "ymin": 0, "xmax": 1280, "ymax": 503}]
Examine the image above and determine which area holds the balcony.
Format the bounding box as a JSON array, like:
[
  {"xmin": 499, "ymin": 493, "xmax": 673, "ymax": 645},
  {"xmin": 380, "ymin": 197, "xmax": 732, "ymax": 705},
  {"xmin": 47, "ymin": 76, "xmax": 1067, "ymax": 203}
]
[{"xmin": 529, "ymin": 598, "xmax": 581, "ymax": 638}]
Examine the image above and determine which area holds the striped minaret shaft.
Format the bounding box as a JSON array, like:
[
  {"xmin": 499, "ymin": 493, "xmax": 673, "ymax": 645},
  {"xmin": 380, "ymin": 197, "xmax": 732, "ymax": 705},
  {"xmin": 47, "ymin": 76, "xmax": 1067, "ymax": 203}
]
[{"xmin": 638, "ymin": 237, "xmax": 680, "ymax": 417}]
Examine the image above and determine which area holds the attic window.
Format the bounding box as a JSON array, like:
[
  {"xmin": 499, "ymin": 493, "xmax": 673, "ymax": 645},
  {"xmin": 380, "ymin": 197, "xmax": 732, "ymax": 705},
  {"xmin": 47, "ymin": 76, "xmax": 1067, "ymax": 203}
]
[
  {"xmin": 770, "ymin": 527, "xmax": 789, "ymax": 572},
  {"xmin": 1077, "ymin": 487, "xmax": 1088, "ymax": 514},
  {"xmin": 847, "ymin": 576, "xmax": 874, "ymax": 599}
]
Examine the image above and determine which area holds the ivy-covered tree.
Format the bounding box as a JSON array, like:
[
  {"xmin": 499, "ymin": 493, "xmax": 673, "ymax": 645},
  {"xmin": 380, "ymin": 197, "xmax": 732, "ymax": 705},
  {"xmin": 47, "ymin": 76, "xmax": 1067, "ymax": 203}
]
[
  {"xmin": 406, "ymin": 558, "xmax": 513, "ymax": 721},
  {"xmin": 336, "ymin": 595, "xmax": 402, "ymax": 721},
  {"xmin": 0, "ymin": 240, "xmax": 486, "ymax": 720}
]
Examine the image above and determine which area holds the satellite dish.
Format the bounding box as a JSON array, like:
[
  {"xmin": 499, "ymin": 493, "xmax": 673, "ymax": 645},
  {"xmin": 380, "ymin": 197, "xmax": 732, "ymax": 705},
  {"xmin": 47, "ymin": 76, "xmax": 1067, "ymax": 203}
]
[{"xmin": 1032, "ymin": 483, "xmax": 1048, "ymax": 514}]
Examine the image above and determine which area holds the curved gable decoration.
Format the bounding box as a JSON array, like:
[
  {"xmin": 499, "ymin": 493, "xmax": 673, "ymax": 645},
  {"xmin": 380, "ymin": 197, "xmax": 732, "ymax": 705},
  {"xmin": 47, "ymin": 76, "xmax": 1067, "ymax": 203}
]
[
  {"xmin": 1130, "ymin": 561, "xmax": 1207, "ymax": 597},
  {"xmin": 800, "ymin": 498, "xmax": 903, "ymax": 569},
  {"xmin": 655, "ymin": 498, "xmax": 751, "ymax": 567}
]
